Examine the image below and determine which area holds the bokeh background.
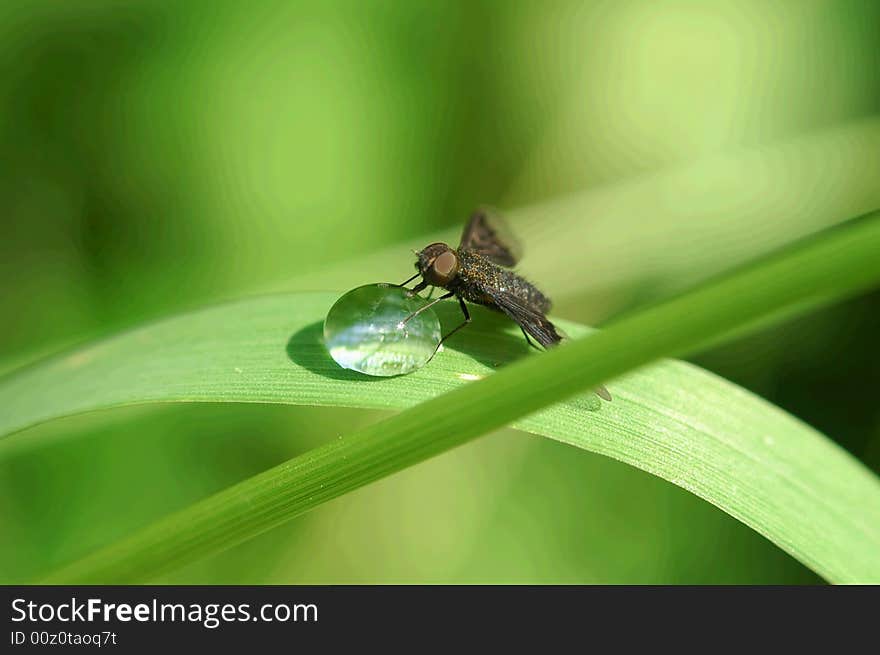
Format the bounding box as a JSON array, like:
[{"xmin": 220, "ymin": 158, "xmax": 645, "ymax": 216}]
[{"xmin": 2, "ymin": 0, "xmax": 879, "ymax": 583}]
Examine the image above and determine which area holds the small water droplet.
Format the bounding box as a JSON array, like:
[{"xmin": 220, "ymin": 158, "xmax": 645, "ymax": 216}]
[
  {"xmin": 323, "ymin": 284, "xmax": 442, "ymax": 376},
  {"xmin": 567, "ymin": 393, "xmax": 602, "ymax": 412}
]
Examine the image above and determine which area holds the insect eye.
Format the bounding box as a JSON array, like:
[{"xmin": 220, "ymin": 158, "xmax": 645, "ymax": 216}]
[{"xmin": 432, "ymin": 251, "xmax": 458, "ymax": 278}]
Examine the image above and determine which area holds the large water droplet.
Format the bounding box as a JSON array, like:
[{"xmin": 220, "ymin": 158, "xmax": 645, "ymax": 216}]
[{"xmin": 323, "ymin": 283, "xmax": 442, "ymax": 376}]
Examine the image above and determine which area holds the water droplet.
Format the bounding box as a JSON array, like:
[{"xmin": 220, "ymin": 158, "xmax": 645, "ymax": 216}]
[
  {"xmin": 567, "ymin": 393, "xmax": 602, "ymax": 412},
  {"xmin": 323, "ymin": 283, "xmax": 442, "ymax": 376}
]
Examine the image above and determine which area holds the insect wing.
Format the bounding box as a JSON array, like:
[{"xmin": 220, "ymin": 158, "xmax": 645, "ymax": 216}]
[
  {"xmin": 490, "ymin": 291, "xmax": 562, "ymax": 348},
  {"xmin": 490, "ymin": 291, "xmax": 612, "ymax": 401},
  {"xmin": 459, "ymin": 208, "xmax": 522, "ymax": 267},
  {"xmin": 594, "ymin": 384, "xmax": 612, "ymax": 401}
]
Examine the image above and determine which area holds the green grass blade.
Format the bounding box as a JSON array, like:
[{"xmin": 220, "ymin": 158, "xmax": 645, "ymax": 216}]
[
  {"xmin": 283, "ymin": 118, "xmax": 880, "ymax": 310},
  {"xmin": 6, "ymin": 119, "xmax": 878, "ymax": 380},
  {"xmin": 12, "ymin": 211, "xmax": 879, "ymax": 583}
]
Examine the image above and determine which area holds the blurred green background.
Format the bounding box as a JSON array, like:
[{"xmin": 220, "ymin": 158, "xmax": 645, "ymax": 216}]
[{"xmin": 1, "ymin": 0, "xmax": 879, "ymax": 583}]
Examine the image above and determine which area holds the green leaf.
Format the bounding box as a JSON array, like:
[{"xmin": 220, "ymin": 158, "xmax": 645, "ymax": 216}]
[
  {"xmin": 6, "ymin": 212, "xmax": 880, "ymax": 583},
  {"xmin": 282, "ymin": 118, "xmax": 880, "ymax": 311}
]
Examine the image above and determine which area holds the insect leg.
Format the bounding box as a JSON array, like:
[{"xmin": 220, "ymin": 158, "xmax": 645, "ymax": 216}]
[
  {"xmin": 520, "ymin": 326, "xmax": 542, "ymax": 351},
  {"xmin": 400, "ymin": 290, "xmax": 454, "ymax": 326},
  {"xmin": 429, "ymin": 296, "xmax": 472, "ymax": 359},
  {"xmin": 406, "ymin": 280, "xmax": 430, "ymax": 296},
  {"xmin": 397, "ymin": 272, "xmax": 421, "ymax": 287}
]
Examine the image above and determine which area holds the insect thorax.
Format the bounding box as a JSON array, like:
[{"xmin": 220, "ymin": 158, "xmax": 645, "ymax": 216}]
[{"xmin": 455, "ymin": 249, "xmax": 552, "ymax": 313}]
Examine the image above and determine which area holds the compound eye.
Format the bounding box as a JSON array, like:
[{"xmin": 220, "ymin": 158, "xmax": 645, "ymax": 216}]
[{"xmin": 432, "ymin": 251, "xmax": 458, "ymax": 281}]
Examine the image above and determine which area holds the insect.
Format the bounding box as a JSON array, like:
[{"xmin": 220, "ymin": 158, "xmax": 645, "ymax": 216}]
[{"xmin": 399, "ymin": 208, "xmax": 611, "ymax": 401}]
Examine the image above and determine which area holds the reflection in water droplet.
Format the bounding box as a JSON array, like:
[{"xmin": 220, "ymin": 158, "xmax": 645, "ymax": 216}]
[{"xmin": 323, "ymin": 284, "xmax": 442, "ymax": 376}]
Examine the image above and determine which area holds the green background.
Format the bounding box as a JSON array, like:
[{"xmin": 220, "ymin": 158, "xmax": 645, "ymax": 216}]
[{"xmin": 1, "ymin": 0, "xmax": 878, "ymax": 583}]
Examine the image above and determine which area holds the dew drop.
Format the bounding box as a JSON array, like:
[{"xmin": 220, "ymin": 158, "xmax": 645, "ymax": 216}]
[
  {"xmin": 323, "ymin": 283, "xmax": 442, "ymax": 376},
  {"xmin": 567, "ymin": 393, "xmax": 602, "ymax": 412}
]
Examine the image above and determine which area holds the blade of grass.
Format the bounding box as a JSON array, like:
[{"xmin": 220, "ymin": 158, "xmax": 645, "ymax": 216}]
[
  {"xmin": 5, "ymin": 119, "xmax": 877, "ymax": 379},
  {"xmin": 21, "ymin": 210, "xmax": 880, "ymax": 584},
  {"xmin": 283, "ymin": 118, "xmax": 880, "ymax": 311}
]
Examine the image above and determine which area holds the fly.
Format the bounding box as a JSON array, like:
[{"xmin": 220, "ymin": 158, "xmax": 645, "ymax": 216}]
[{"xmin": 399, "ymin": 208, "xmax": 611, "ymax": 401}]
